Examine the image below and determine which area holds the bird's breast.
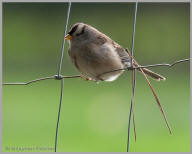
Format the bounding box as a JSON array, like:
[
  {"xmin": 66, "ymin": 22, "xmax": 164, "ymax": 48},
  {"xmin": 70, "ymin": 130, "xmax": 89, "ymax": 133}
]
[{"xmin": 69, "ymin": 43, "xmax": 124, "ymax": 81}]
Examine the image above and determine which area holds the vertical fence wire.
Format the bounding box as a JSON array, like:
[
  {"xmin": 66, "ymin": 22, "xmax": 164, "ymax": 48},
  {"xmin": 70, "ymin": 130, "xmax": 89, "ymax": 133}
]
[
  {"xmin": 55, "ymin": 79, "xmax": 64, "ymax": 152},
  {"xmin": 57, "ymin": 2, "xmax": 72, "ymax": 76},
  {"xmin": 55, "ymin": 2, "xmax": 72, "ymax": 152},
  {"xmin": 127, "ymin": 1, "xmax": 138, "ymax": 152}
]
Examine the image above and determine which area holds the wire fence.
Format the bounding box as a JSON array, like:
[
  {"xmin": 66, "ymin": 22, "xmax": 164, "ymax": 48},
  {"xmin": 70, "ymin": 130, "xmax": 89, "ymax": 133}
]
[
  {"xmin": 127, "ymin": 1, "xmax": 138, "ymax": 152},
  {"xmin": 54, "ymin": 2, "xmax": 71, "ymax": 152},
  {"xmin": 3, "ymin": 59, "xmax": 189, "ymax": 86},
  {"xmin": 2, "ymin": 2, "xmax": 190, "ymax": 152}
]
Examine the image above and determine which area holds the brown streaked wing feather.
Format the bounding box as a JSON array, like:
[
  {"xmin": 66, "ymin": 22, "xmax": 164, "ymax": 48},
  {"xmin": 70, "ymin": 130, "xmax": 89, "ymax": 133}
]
[
  {"xmin": 93, "ymin": 33, "xmax": 131, "ymax": 67},
  {"xmin": 112, "ymin": 41, "xmax": 131, "ymax": 66},
  {"xmin": 92, "ymin": 34, "xmax": 107, "ymax": 45}
]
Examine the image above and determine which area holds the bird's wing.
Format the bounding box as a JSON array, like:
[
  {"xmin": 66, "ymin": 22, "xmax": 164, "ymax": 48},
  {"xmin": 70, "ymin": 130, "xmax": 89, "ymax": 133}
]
[
  {"xmin": 112, "ymin": 41, "xmax": 131, "ymax": 67},
  {"xmin": 93, "ymin": 33, "xmax": 132, "ymax": 67}
]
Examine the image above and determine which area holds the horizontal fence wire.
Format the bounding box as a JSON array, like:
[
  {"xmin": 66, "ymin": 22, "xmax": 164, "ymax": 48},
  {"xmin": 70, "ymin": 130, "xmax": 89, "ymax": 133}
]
[{"xmin": 2, "ymin": 59, "xmax": 189, "ymax": 86}]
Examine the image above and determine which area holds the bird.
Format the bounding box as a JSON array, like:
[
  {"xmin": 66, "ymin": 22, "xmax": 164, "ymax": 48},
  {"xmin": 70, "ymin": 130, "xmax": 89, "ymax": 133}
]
[
  {"xmin": 65, "ymin": 22, "xmax": 166, "ymax": 82},
  {"xmin": 64, "ymin": 23, "xmax": 172, "ymax": 135}
]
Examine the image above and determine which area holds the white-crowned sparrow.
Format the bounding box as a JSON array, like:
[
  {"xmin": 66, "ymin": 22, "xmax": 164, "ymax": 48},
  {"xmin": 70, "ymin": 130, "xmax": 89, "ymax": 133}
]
[{"xmin": 65, "ymin": 23, "xmax": 166, "ymax": 82}]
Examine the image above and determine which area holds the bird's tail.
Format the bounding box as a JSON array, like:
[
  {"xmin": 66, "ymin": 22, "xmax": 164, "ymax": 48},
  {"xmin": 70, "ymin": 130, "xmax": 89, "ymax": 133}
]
[
  {"xmin": 134, "ymin": 63, "xmax": 166, "ymax": 81},
  {"xmin": 139, "ymin": 68, "xmax": 166, "ymax": 81}
]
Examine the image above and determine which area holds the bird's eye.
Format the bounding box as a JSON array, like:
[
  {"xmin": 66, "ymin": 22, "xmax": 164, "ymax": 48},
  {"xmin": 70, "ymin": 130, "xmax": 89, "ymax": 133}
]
[{"xmin": 76, "ymin": 33, "xmax": 81, "ymax": 36}]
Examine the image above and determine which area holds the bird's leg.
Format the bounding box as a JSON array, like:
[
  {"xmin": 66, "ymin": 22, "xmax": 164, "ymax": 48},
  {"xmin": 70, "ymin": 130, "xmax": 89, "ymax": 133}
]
[
  {"xmin": 80, "ymin": 74, "xmax": 92, "ymax": 81},
  {"xmin": 86, "ymin": 77, "xmax": 92, "ymax": 81}
]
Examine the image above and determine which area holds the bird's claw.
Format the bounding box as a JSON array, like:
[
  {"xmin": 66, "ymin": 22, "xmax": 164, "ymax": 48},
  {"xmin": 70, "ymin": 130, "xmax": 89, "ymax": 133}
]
[{"xmin": 80, "ymin": 74, "xmax": 92, "ymax": 81}]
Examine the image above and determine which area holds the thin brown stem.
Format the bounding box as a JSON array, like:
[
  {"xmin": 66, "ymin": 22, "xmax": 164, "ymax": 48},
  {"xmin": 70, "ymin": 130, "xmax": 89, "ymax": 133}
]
[
  {"xmin": 133, "ymin": 59, "xmax": 172, "ymax": 134},
  {"xmin": 131, "ymin": 69, "xmax": 137, "ymax": 142}
]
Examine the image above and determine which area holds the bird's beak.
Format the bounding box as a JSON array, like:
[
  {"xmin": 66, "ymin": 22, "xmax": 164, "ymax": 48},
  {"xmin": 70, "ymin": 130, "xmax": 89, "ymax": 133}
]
[{"xmin": 65, "ymin": 34, "xmax": 72, "ymax": 40}]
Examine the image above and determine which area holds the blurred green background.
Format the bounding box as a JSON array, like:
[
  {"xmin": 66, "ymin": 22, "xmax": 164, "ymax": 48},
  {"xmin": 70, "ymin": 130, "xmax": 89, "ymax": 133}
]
[{"xmin": 2, "ymin": 3, "xmax": 190, "ymax": 152}]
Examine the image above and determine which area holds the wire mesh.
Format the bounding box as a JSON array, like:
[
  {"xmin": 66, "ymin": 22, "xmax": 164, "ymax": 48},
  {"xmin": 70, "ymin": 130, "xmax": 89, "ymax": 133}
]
[
  {"xmin": 127, "ymin": 1, "xmax": 138, "ymax": 152},
  {"xmin": 57, "ymin": 2, "xmax": 72, "ymax": 77},
  {"xmin": 55, "ymin": 79, "xmax": 64, "ymax": 152},
  {"xmin": 55, "ymin": 2, "xmax": 71, "ymax": 152}
]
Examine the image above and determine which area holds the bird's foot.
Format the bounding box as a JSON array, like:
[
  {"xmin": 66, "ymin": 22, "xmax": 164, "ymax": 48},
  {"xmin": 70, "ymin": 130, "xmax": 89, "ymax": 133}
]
[{"xmin": 80, "ymin": 74, "xmax": 92, "ymax": 81}]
